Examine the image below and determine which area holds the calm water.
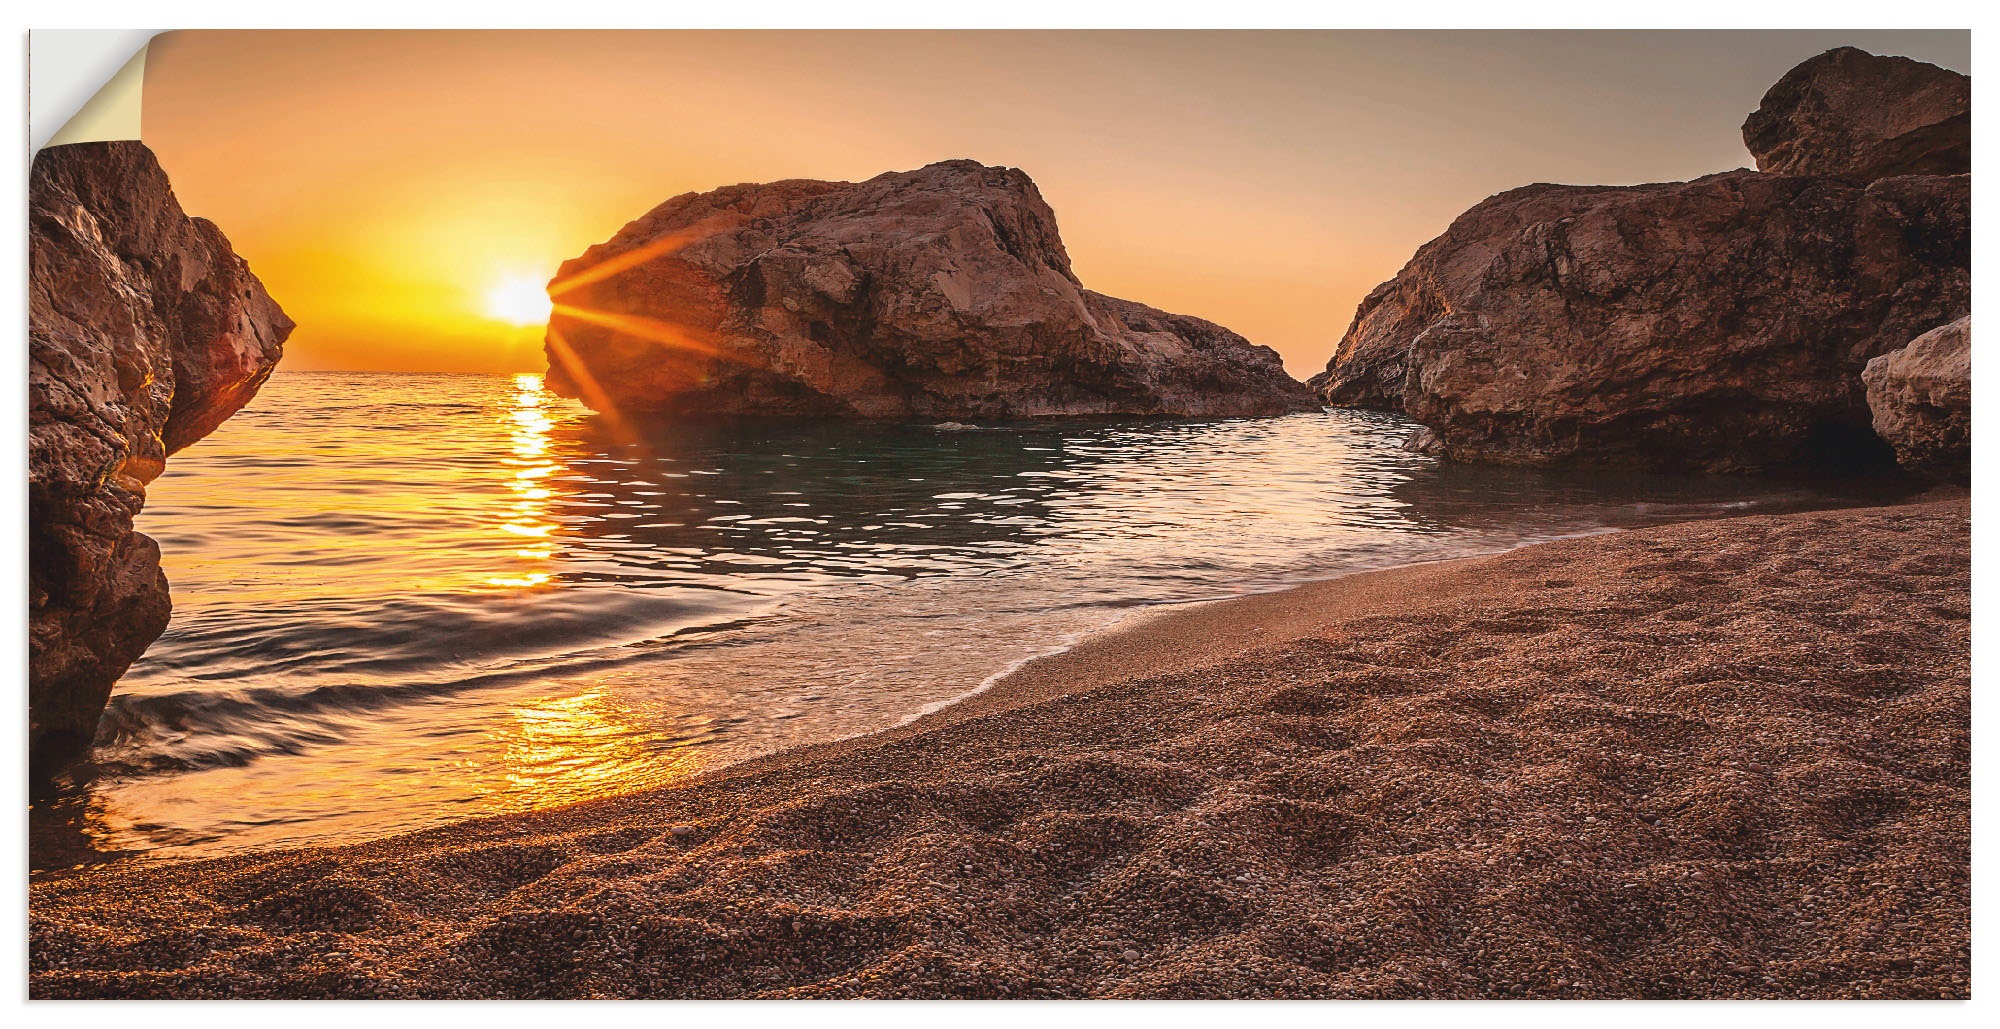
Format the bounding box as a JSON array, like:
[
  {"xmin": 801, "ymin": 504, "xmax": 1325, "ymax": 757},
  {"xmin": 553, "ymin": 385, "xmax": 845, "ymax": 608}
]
[{"xmin": 30, "ymin": 371, "xmax": 1914, "ymax": 867}]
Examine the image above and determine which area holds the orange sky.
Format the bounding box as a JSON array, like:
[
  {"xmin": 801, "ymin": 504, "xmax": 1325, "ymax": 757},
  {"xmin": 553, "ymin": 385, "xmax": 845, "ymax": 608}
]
[{"xmin": 141, "ymin": 30, "xmax": 1969, "ymax": 377}]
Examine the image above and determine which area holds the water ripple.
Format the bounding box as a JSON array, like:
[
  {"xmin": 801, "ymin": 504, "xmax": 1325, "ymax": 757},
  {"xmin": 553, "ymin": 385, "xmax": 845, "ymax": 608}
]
[{"xmin": 28, "ymin": 370, "xmax": 1917, "ymax": 868}]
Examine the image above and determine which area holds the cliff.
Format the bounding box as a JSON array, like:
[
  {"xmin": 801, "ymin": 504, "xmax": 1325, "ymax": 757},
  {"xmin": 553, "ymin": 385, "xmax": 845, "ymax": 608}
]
[{"xmin": 29, "ymin": 141, "xmax": 292, "ymax": 776}]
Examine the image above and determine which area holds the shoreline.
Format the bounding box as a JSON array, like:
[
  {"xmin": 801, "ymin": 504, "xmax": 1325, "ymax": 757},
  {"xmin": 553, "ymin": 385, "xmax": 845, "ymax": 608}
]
[
  {"xmin": 35, "ymin": 494, "xmax": 1900, "ymax": 875},
  {"xmin": 702, "ymin": 487, "xmax": 1937, "ymax": 790},
  {"xmin": 701, "ymin": 548, "xmax": 1518, "ymax": 789},
  {"xmin": 31, "ymin": 497, "xmax": 1969, "ymax": 998},
  {"xmin": 27, "ymin": 548, "xmax": 1523, "ymax": 876}
]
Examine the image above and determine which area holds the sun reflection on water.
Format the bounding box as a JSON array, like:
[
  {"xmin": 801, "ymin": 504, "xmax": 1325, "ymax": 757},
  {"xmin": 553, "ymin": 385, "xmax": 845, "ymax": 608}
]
[
  {"xmin": 475, "ymin": 374, "xmax": 705, "ymax": 814},
  {"xmin": 481, "ymin": 686, "xmax": 705, "ymax": 815},
  {"xmin": 489, "ymin": 373, "xmax": 561, "ymax": 587}
]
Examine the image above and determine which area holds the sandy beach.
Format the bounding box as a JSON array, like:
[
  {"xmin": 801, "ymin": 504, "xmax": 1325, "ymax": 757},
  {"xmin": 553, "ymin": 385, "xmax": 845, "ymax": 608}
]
[{"xmin": 29, "ymin": 497, "xmax": 1969, "ymax": 999}]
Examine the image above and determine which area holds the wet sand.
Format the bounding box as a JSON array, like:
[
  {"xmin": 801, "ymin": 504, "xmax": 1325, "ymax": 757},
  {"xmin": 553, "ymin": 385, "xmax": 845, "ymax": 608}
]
[{"xmin": 30, "ymin": 499, "xmax": 1969, "ymax": 998}]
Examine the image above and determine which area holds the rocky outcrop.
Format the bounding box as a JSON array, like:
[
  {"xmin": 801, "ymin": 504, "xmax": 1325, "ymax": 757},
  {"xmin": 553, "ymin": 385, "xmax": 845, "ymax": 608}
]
[
  {"xmin": 1310, "ymin": 49, "xmax": 1970, "ymax": 474},
  {"xmin": 1743, "ymin": 47, "xmax": 1969, "ymax": 182},
  {"xmin": 29, "ymin": 141, "xmax": 291, "ymax": 777},
  {"xmin": 1864, "ymin": 317, "xmax": 1970, "ymax": 483},
  {"xmin": 545, "ymin": 160, "xmax": 1315, "ymax": 419}
]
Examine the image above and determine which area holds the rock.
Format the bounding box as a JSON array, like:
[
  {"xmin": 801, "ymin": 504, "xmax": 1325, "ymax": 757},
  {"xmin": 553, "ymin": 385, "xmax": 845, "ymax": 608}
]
[
  {"xmin": 29, "ymin": 141, "xmax": 291, "ymax": 777},
  {"xmin": 1309, "ymin": 170, "xmax": 1967, "ymax": 473},
  {"xmin": 1863, "ymin": 317, "xmax": 1970, "ymax": 483},
  {"xmin": 1743, "ymin": 47, "xmax": 1968, "ymax": 182},
  {"xmin": 1401, "ymin": 426, "xmax": 1444, "ymax": 457},
  {"xmin": 1310, "ymin": 182, "xmax": 1636, "ymax": 414},
  {"xmin": 545, "ymin": 160, "xmax": 1316, "ymax": 419},
  {"xmin": 1309, "ymin": 48, "xmax": 1973, "ymax": 475}
]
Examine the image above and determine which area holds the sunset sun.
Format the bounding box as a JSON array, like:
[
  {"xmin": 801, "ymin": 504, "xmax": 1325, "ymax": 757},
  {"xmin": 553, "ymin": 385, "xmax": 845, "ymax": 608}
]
[{"xmin": 484, "ymin": 274, "xmax": 551, "ymax": 325}]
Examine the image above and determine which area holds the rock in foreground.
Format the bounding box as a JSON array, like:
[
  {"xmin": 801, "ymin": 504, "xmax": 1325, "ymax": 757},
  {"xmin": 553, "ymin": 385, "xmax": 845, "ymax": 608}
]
[
  {"xmin": 1864, "ymin": 317, "xmax": 1970, "ymax": 483},
  {"xmin": 29, "ymin": 141, "xmax": 292, "ymax": 776},
  {"xmin": 1742, "ymin": 46, "xmax": 1969, "ymax": 182},
  {"xmin": 545, "ymin": 160, "xmax": 1316, "ymax": 420}
]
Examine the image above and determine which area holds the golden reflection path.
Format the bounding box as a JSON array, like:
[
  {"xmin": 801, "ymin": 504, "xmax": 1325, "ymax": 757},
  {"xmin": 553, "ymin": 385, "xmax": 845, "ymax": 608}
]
[
  {"xmin": 38, "ymin": 370, "xmax": 717, "ymax": 864},
  {"xmin": 484, "ymin": 686, "xmax": 710, "ymax": 815},
  {"xmin": 475, "ymin": 372, "xmax": 711, "ymax": 812},
  {"xmin": 488, "ymin": 372, "xmax": 560, "ymax": 587}
]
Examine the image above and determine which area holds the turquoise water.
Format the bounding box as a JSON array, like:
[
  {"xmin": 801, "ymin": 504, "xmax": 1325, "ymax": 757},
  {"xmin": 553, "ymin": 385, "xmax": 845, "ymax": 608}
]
[{"xmin": 29, "ymin": 371, "xmax": 1913, "ymax": 867}]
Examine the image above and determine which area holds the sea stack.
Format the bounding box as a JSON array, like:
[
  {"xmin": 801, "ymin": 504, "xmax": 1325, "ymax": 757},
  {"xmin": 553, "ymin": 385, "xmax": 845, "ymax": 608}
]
[
  {"xmin": 28, "ymin": 141, "xmax": 292, "ymax": 777},
  {"xmin": 545, "ymin": 160, "xmax": 1317, "ymax": 420},
  {"xmin": 1309, "ymin": 48, "xmax": 1970, "ymax": 474}
]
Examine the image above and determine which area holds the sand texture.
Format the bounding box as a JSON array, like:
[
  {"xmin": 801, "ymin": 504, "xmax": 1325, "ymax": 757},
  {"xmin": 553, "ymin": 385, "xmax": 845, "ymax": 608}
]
[{"xmin": 30, "ymin": 500, "xmax": 1970, "ymax": 999}]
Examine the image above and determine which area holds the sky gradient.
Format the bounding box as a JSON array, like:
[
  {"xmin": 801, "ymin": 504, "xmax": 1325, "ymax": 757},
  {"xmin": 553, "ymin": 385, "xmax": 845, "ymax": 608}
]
[{"xmin": 142, "ymin": 30, "xmax": 1971, "ymax": 376}]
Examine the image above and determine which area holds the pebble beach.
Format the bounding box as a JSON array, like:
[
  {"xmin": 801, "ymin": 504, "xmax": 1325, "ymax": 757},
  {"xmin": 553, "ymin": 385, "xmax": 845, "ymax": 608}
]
[{"xmin": 29, "ymin": 498, "xmax": 1970, "ymax": 999}]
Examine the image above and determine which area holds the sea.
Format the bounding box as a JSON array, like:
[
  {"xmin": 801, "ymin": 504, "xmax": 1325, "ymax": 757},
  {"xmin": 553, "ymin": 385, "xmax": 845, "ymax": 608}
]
[{"xmin": 27, "ymin": 370, "xmax": 1914, "ymax": 868}]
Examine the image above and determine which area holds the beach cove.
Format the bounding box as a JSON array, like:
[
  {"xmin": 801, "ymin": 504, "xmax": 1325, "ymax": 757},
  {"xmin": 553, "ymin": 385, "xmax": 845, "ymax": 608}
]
[{"xmin": 25, "ymin": 32, "xmax": 1973, "ymax": 1004}]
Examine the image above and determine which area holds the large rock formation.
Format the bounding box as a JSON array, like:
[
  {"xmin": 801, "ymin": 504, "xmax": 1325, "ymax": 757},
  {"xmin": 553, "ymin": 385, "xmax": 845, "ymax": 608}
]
[
  {"xmin": 29, "ymin": 141, "xmax": 291, "ymax": 777},
  {"xmin": 1864, "ymin": 317, "xmax": 1970, "ymax": 483},
  {"xmin": 545, "ymin": 160, "xmax": 1315, "ymax": 419},
  {"xmin": 1310, "ymin": 49, "xmax": 1970, "ymax": 474},
  {"xmin": 1742, "ymin": 47, "xmax": 1970, "ymax": 182}
]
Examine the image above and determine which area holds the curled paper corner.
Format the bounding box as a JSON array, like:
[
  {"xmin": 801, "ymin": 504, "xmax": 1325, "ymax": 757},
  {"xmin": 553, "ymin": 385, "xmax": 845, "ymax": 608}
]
[{"xmin": 38, "ymin": 37, "xmax": 153, "ymax": 150}]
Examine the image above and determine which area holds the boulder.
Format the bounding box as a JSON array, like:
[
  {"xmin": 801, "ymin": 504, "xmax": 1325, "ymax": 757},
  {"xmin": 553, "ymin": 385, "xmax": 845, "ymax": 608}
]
[
  {"xmin": 1863, "ymin": 317, "xmax": 1970, "ymax": 483},
  {"xmin": 1309, "ymin": 170, "xmax": 1967, "ymax": 473},
  {"xmin": 1309, "ymin": 48, "xmax": 1971, "ymax": 474},
  {"xmin": 1743, "ymin": 47, "xmax": 1969, "ymax": 182},
  {"xmin": 29, "ymin": 141, "xmax": 292, "ymax": 777},
  {"xmin": 545, "ymin": 160, "xmax": 1316, "ymax": 419}
]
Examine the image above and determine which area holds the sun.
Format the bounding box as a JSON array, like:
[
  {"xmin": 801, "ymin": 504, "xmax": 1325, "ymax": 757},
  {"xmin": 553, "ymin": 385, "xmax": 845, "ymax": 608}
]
[{"xmin": 484, "ymin": 274, "xmax": 552, "ymax": 326}]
